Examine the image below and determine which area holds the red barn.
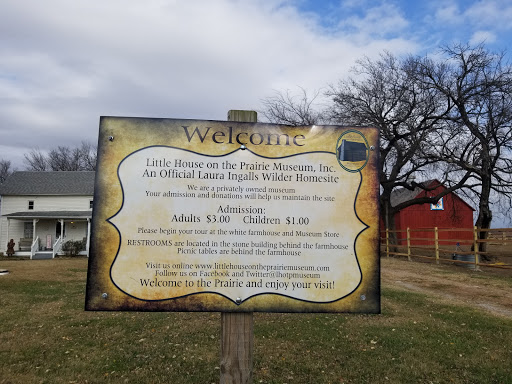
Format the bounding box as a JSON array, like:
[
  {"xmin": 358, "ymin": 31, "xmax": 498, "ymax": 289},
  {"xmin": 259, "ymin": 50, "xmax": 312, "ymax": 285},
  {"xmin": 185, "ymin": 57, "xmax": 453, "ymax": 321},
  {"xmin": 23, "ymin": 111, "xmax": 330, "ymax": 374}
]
[{"xmin": 389, "ymin": 180, "xmax": 475, "ymax": 246}]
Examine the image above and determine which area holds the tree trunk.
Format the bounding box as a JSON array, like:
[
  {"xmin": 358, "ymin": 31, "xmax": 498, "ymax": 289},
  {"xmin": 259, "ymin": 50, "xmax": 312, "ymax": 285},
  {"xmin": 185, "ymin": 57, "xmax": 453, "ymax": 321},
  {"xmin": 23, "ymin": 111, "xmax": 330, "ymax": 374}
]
[
  {"xmin": 381, "ymin": 196, "xmax": 398, "ymax": 253},
  {"xmin": 475, "ymin": 172, "xmax": 493, "ymax": 259}
]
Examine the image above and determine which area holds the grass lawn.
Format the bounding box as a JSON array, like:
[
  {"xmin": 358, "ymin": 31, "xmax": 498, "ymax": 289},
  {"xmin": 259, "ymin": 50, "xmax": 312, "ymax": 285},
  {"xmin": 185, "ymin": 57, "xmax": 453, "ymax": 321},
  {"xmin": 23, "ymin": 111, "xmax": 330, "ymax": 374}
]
[{"xmin": 0, "ymin": 257, "xmax": 511, "ymax": 384}]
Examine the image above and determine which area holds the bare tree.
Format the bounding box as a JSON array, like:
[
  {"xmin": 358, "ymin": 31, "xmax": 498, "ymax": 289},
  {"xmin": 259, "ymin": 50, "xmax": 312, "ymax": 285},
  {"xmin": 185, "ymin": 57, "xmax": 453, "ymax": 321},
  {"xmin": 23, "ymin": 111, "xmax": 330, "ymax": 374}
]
[
  {"xmin": 260, "ymin": 87, "xmax": 325, "ymax": 126},
  {"xmin": 259, "ymin": 45, "xmax": 512, "ymax": 241},
  {"xmin": 417, "ymin": 43, "xmax": 512, "ymax": 247},
  {"xmin": 79, "ymin": 141, "xmax": 97, "ymax": 171},
  {"xmin": 47, "ymin": 146, "xmax": 81, "ymax": 171},
  {"xmin": 24, "ymin": 141, "xmax": 97, "ymax": 171},
  {"xmin": 0, "ymin": 159, "xmax": 14, "ymax": 183},
  {"xmin": 326, "ymin": 52, "xmax": 471, "ymax": 231},
  {"xmin": 24, "ymin": 148, "xmax": 49, "ymax": 171}
]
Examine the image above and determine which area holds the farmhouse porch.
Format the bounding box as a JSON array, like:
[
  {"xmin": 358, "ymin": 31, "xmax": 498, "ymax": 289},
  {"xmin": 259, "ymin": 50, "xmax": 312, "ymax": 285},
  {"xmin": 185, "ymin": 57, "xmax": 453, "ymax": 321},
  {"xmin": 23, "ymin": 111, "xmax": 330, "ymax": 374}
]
[{"xmin": 3, "ymin": 211, "xmax": 91, "ymax": 259}]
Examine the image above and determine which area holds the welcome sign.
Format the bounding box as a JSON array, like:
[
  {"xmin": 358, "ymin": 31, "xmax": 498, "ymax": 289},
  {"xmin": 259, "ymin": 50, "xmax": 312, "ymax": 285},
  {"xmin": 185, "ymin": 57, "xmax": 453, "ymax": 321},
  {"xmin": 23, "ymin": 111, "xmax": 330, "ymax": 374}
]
[{"xmin": 85, "ymin": 117, "xmax": 380, "ymax": 313}]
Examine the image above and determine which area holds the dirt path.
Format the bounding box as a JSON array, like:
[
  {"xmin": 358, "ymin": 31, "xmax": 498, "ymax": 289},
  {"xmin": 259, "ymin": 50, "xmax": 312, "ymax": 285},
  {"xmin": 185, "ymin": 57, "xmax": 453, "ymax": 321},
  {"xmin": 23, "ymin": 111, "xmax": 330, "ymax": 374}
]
[{"xmin": 381, "ymin": 257, "xmax": 512, "ymax": 318}]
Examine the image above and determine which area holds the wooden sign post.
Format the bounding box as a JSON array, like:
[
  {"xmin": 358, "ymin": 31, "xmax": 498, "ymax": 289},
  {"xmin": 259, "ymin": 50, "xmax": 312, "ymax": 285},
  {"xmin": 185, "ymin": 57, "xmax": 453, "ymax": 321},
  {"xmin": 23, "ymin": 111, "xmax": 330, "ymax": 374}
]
[{"xmin": 220, "ymin": 110, "xmax": 257, "ymax": 384}]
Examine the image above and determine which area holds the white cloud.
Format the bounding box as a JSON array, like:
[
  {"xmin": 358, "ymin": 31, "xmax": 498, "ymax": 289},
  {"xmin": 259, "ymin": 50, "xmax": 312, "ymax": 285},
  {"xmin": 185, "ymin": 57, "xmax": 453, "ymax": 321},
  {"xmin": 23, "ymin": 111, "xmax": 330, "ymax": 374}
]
[
  {"xmin": 470, "ymin": 30, "xmax": 497, "ymax": 45},
  {"xmin": 338, "ymin": 3, "xmax": 410, "ymax": 41},
  {"xmin": 435, "ymin": 3, "xmax": 461, "ymax": 24},
  {"xmin": 0, "ymin": 0, "xmax": 457, "ymax": 169},
  {"xmin": 433, "ymin": 0, "xmax": 512, "ymax": 33},
  {"xmin": 464, "ymin": 0, "xmax": 512, "ymax": 29}
]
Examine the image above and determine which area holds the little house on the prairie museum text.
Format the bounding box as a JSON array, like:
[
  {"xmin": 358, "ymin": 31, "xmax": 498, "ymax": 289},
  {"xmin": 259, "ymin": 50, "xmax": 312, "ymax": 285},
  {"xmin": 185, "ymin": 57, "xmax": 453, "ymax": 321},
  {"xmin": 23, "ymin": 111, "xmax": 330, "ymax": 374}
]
[{"xmin": 0, "ymin": 171, "xmax": 94, "ymax": 259}]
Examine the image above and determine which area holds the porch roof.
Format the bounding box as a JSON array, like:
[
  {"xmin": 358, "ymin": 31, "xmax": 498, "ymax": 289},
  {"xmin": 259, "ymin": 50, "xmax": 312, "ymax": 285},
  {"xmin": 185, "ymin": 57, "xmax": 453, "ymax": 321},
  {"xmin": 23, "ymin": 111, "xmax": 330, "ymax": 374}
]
[{"xmin": 3, "ymin": 211, "xmax": 92, "ymax": 220}]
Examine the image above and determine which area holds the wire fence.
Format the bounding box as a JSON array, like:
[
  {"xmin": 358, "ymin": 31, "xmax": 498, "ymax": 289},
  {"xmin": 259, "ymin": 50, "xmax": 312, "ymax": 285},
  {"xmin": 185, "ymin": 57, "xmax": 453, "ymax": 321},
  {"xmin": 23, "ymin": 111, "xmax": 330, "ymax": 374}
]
[{"xmin": 380, "ymin": 226, "xmax": 512, "ymax": 270}]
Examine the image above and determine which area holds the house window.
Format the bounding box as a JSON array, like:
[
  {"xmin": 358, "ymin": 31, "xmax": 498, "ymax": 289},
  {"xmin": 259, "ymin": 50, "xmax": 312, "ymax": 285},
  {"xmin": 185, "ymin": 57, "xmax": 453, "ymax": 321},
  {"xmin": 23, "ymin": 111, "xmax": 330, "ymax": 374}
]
[
  {"xmin": 90, "ymin": 200, "xmax": 93, "ymax": 209},
  {"xmin": 28, "ymin": 200, "xmax": 34, "ymax": 210}
]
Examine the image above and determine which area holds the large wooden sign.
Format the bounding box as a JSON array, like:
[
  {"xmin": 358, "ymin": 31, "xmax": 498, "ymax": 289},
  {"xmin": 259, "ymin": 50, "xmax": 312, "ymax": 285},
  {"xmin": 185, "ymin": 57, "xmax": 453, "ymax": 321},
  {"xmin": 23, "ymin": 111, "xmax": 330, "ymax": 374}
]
[{"xmin": 85, "ymin": 117, "xmax": 380, "ymax": 313}]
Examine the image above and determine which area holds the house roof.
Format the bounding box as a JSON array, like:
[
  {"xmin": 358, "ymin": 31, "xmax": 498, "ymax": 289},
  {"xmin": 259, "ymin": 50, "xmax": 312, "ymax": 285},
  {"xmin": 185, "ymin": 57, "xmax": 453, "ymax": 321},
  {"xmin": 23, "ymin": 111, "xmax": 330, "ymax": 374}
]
[{"xmin": 0, "ymin": 171, "xmax": 95, "ymax": 196}]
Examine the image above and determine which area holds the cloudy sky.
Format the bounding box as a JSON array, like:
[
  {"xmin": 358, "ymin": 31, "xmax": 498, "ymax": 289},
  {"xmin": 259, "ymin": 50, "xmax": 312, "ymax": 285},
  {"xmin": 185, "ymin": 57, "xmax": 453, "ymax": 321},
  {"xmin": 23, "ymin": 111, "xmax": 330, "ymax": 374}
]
[{"xmin": 1, "ymin": 0, "xmax": 512, "ymax": 170}]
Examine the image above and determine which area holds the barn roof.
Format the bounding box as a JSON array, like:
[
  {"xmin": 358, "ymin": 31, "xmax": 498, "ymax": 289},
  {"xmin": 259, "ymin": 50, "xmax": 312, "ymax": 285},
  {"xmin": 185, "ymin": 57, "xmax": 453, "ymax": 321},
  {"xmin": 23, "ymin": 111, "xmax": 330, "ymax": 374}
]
[
  {"xmin": 0, "ymin": 171, "xmax": 95, "ymax": 196},
  {"xmin": 391, "ymin": 179, "xmax": 474, "ymax": 211},
  {"xmin": 390, "ymin": 179, "xmax": 440, "ymax": 206}
]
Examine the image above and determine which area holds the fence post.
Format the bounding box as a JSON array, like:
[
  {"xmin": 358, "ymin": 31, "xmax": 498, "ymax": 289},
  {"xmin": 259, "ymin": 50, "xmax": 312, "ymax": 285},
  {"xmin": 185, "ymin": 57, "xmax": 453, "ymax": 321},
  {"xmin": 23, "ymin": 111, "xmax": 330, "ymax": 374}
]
[
  {"xmin": 407, "ymin": 227, "xmax": 411, "ymax": 261},
  {"xmin": 435, "ymin": 227, "xmax": 439, "ymax": 264},
  {"xmin": 386, "ymin": 228, "xmax": 390, "ymax": 258},
  {"xmin": 473, "ymin": 226, "xmax": 480, "ymax": 270}
]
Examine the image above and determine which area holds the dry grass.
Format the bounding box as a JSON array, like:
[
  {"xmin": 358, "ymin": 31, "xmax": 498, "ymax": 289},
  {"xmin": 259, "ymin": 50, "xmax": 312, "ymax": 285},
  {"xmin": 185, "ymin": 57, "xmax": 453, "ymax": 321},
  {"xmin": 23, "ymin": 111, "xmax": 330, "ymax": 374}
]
[
  {"xmin": 1, "ymin": 257, "xmax": 511, "ymax": 383},
  {"xmin": 0, "ymin": 256, "xmax": 88, "ymax": 281}
]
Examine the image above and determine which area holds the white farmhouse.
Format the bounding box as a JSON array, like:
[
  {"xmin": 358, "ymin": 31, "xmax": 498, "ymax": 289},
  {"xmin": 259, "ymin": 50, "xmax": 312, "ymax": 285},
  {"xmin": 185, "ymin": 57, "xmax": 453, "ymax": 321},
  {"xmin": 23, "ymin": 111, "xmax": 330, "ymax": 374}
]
[{"xmin": 0, "ymin": 171, "xmax": 94, "ymax": 258}]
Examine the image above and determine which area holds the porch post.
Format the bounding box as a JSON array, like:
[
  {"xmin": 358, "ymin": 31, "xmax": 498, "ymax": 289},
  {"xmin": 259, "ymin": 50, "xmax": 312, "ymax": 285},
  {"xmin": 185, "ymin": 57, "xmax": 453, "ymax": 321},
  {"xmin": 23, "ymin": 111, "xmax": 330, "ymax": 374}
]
[
  {"xmin": 32, "ymin": 219, "xmax": 38, "ymax": 242},
  {"xmin": 6, "ymin": 218, "xmax": 10, "ymax": 251},
  {"xmin": 32, "ymin": 219, "xmax": 39, "ymax": 259},
  {"xmin": 60, "ymin": 219, "xmax": 64, "ymax": 240}
]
